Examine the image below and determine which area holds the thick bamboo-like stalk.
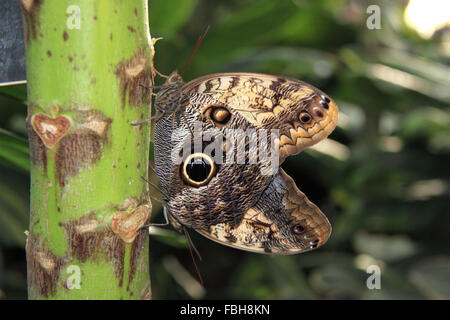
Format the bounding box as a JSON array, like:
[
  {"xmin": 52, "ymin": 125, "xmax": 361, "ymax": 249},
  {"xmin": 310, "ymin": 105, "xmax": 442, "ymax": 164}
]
[{"xmin": 22, "ymin": 0, "xmax": 154, "ymax": 299}]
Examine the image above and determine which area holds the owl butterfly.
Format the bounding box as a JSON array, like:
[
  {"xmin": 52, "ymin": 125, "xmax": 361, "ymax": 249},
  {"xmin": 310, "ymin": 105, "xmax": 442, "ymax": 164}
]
[{"xmin": 152, "ymin": 71, "xmax": 338, "ymax": 254}]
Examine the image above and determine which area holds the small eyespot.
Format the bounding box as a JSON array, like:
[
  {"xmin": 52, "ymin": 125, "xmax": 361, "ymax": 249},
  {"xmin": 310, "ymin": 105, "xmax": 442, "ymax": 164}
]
[
  {"xmin": 181, "ymin": 153, "xmax": 216, "ymax": 187},
  {"xmin": 292, "ymin": 224, "xmax": 305, "ymax": 234},
  {"xmin": 309, "ymin": 239, "xmax": 319, "ymax": 249},
  {"xmin": 321, "ymin": 95, "xmax": 330, "ymax": 103},
  {"xmin": 207, "ymin": 105, "xmax": 231, "ymax": 125},
  {"xmin": 312, "ymin": 107, "xmax": 324, "ymax": 118},
  {"xmin": 212, "ymin": 107, "xmax": 231, "ymax": 124},
  {"xmin": 320, "ymin": 100, "xmax": 329, "ymax": 110},
  {"xmin": 299, "ymin": 112, "xmax": 311, "ymax": 123}
]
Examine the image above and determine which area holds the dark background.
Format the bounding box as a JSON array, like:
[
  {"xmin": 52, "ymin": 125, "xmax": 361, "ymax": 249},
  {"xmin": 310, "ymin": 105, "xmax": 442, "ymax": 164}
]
[{"xmin": 0, "ymin": 0, "xmax": 449, "ymax": 299}]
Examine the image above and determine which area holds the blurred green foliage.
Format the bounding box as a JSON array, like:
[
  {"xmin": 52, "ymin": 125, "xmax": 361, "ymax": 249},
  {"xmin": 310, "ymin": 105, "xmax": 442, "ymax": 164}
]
[{"xmin": 0, "ymin": 0, "xmax": 449, "ymax": 299}]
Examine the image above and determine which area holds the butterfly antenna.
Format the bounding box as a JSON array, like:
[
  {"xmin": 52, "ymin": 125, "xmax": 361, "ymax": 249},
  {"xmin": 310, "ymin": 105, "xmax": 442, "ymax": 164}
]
[
  {"xmin": 180, "ymin": 25, "xmax": 211, "ymax": 76},
  {"xmin": 183, "ymin": 227, "xmax": 204, "ymax": 286},
  {"xmin": 184, "ymin": 227, "xmax": 202, "ymax": 261},
  {"xmin": 140, "ymin": 175, "xmax": 167, "ymax": 198}
]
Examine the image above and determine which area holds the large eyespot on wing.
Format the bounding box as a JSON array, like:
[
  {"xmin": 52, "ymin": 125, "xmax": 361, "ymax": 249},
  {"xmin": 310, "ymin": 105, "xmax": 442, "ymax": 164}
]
[
  {"xmin": 181, "ymin": 72, "xmax": 338, "ymax": 163},
  {"xmin": 195, "ymin": 168, "xmax": 332, "ymax": 254},
  {"xmin": 180, "ymin": 152, "xmax": 218, "ymax": 187}
]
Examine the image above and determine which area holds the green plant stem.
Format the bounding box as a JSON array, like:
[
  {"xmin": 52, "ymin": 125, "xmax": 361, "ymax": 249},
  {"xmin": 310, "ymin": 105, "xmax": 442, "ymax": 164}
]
[{"xmin": 22, "ymin": 0, "xmax": 154, "ymax": 299}]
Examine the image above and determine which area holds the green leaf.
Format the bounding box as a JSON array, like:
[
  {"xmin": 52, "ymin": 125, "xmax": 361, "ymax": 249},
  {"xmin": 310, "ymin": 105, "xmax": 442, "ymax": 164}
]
[
  {"xmin": 0, "ymin": 182, "xmax": 28, "ymax": 247},
  {"xmin": 409, "ymin": 256, "xmax": 450, "ymax": 299},
  {"xmin": 150, "ymin": 0, "xmax": 198, "ymax": 38},
  {"xmin": 149, "ymin": 226, "xmax": 187, "ymax": 248},
  {"xmin": 0, "ymin": 129, "xmax": 29, "ymax": 173},
  {"xmin": 231, "ymin": 255, "xmax": 316, "ymax": 299},
  {"xmin": 0, "ymin": 84, "xmax": 27, "ymax": 102},
  {"xmin": 309, "ymin": 264, "xmax": 367, "ymax": 299},
  {"xmin": 224, "ymin": 46, "xmax": 338, "ymax": 80},
  {"xmin": 353, "ymin": 231, "xmax": 418, "ymax": 262}
]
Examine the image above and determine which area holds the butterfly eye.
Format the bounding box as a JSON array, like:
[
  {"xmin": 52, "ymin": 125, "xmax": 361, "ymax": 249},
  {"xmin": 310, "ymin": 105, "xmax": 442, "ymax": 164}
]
[
  {"xmin": 299, "ymin": 112, "xmax": 311, "ymax": 124},
  {"xmin": 181, "ymin": 153, "xmax": 217, "ymax": 187},
  {"xmin": 292, "ymin": 224, "xmax": 306, "ymax": 234}
]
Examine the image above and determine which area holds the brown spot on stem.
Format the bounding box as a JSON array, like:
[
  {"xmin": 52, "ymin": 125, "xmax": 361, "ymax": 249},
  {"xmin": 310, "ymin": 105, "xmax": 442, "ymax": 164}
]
[
  {"xmin": 111, "ymin": 197, "xmax": 151, "ymax": 290},
  {"xmin": 115, "ymin": 47, "xmax": 153, "ymax": 108},
  {"xmin": 26, "ymin": 234, "xmax": 64, "ymax": 298},
  {"xmin": 128, "ymin": 221, "xmax": 149, "ymax": 291},
  {"xmin": 48, "ymin": 109, "xmax": 110, "ymax": 183},
  {"xmin": 21, "ymin": 0, "xmax": 43, "ymax": 43},
  {"xmin": 46, "ymin": 50, "xmax": 52, "ymax": 57},
  {"xmin": 111, "ymin": 204, "xmax": 150, "ymax": 243},
  {"xmin": 27, "ymin": 119, "xmax": 47, "ymax": 172},
  {"xmin": 140, "ymin": 280, "xmax": 152, "ymax": 300},
  {"xmin": 31, "ymin": 113, "xmax": 71, "ymax": 148},
  {"xmin": 21, "ymin": 0, "xmax": 36, "ymax": 12},
  {"xmin": 55, "ymin": 129, "xmax": 103, "ymax": 187},
  {"xmin": 75, "ymin": 218, "xmax": 98, "ymax": 233},
  {"xmin": 62, "ymin": 213, "xmax": 126, "ymax": 287},
  {"xmin": 72, "ymin": 109, "xmax": 112, "ymax": 140},
  {"xmin": 62, "ymin": 214, "xmax": 103, "ymax": 263},
  {"xmin": 63, "ymin": 30, "xmax": 69, "ymax": 41}
]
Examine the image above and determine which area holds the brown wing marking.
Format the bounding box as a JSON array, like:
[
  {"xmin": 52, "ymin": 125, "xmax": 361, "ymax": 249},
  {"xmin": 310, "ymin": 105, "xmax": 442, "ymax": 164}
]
[
  {"xmin": 196, "ymin": 168, "xmax": 332, "ymax": 254},
  {"xmin": 182, "ymin": 72, "xmax": 338, "ymax": 163}
]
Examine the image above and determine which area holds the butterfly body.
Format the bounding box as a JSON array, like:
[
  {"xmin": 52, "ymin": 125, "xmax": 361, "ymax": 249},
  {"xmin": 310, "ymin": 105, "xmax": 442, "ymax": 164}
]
[{"xmin": 153, "ymin": 71, "xmax": 338, "ymax": 254}]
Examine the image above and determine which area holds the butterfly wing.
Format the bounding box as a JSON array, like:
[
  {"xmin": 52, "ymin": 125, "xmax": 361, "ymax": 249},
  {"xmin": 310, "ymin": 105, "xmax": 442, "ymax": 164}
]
[
  {"xmin": 196, "ymin": 168, "xmax": 332, "ymax": 254},
  {"xmin": 154, "ymin": 72, "xmax": 336, "ymax": 254},
  {"xmin": 182, "ymin": 72, "xmax": 339, "ymax": 163}
]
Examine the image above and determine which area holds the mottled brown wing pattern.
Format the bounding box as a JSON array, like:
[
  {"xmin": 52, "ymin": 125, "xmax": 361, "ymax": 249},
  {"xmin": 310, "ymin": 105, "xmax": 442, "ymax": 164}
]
[
  {"xmin": 196, "ymin": 168, "xmax": 332, "ymax": 254},
  {"xmin": 182, "ymin": 73, "xmax": 338, "ymax": 163},
  {"xmin": 154, "ymin": 71, "xmax": 336, "ymax": 254}
]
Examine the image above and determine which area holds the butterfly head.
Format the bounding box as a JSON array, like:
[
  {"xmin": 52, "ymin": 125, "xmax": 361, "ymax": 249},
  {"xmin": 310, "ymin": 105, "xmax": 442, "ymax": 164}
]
[
  {"xmin": 154, "ymin": 71, "xmax": 185, "ymax": 114},
  {"xmin": 165, "ymin": 70, "xmax": 184, "ymax": 86}
]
